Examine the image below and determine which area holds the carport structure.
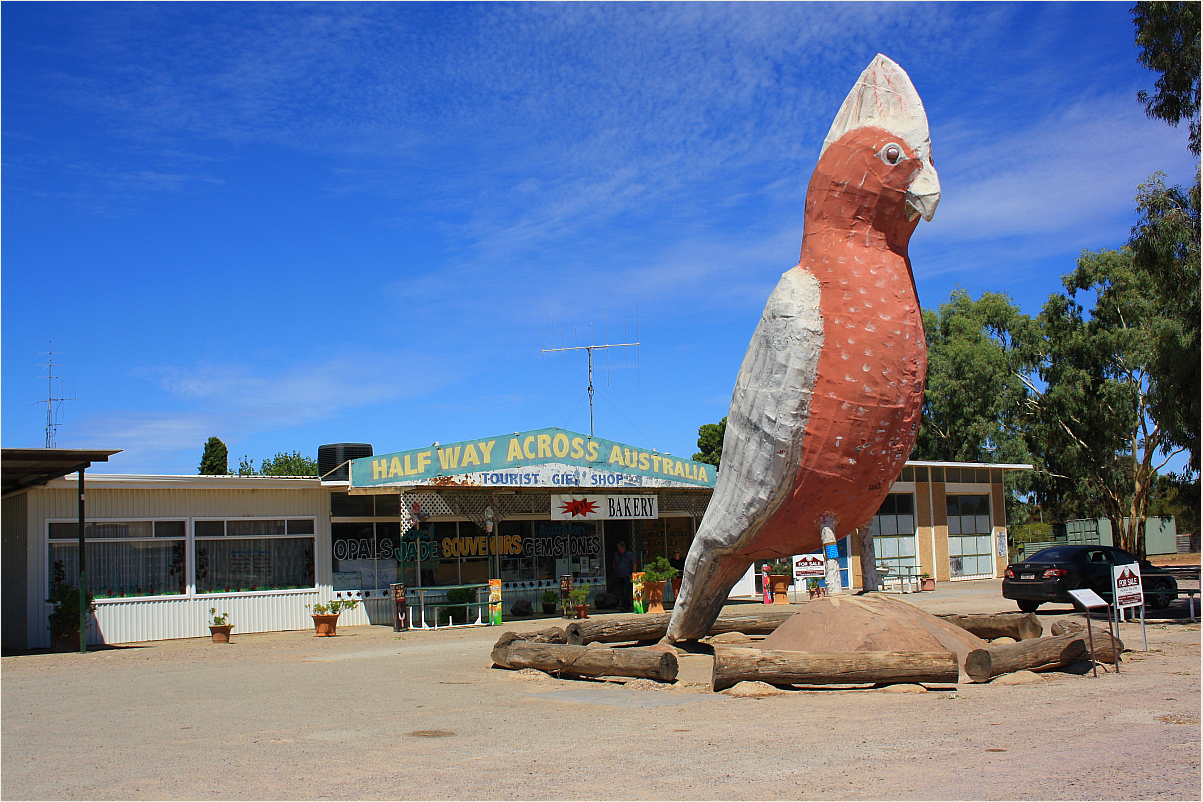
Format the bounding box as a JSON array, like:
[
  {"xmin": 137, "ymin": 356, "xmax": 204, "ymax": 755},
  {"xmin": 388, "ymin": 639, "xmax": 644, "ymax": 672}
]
[{"xmin": 2, "ymin": 448, "xmax": 121, "ymax": 652}]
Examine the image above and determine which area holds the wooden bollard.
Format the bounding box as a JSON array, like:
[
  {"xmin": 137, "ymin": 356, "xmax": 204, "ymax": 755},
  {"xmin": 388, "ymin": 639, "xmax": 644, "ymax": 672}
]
[
  {"xmin": 491, "ymin": 640, "xmax": 678, "ymax": 681},
  {"xmin": 964, "ymin": 633, "xmax": 1087, "ymax": 682},
  {"xmin": 712, "ymin": 649, "xmax": 959, "ymax": 691},
  {"xmin": 566, "ymin": 608, "xmax": 798, "ymax": 645},
  {"xmin": 937, "ymin": 613, "xmax": 1042, "ymax": 641}
]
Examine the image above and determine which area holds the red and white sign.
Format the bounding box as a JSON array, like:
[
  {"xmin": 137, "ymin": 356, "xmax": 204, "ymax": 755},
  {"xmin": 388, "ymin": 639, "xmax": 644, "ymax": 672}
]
[
  {"xmin": 1112, "ymin": 564, "xmax": 1144, "ymax": 609},
  {"xmin": 794, "ymin": 554, "xmax": 826, "ymax": 580}
]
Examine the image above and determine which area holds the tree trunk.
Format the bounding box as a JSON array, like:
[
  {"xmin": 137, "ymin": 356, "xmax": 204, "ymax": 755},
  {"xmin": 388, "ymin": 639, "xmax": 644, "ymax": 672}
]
[
  {"xmin": 1050, "ymin": 619, "xmax": 1125, "ymax": 662},
  {"xmin": 712, "ymin": 648, "xmax": 958, "ymax": 691},
  {"xmin": 964, "ymin": 633, "xmax": 1088, "ymax": 682},
  {"xmin": 491, "ymin": 640, "xmax": 678, "ymax": 681},
  {"xmin": 566, "ymin": 608, "xmax": 798, "ymax": 645},
  {"xmin": 937, "ymin": 613, "xmax": 1042, "ymax": 641}
]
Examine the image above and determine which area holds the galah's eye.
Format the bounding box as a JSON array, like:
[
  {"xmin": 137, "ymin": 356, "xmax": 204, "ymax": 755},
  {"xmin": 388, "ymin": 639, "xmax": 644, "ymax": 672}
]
[{"xmin": 880, "ymin": 144, "xmax": 903, "ymax": 165}]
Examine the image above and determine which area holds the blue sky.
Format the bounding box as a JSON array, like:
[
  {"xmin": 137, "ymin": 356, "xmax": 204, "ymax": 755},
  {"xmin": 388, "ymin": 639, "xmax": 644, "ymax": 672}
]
[{"xmin": 3, "ymin": 2, "xmax": 1196, "ymax": 475}]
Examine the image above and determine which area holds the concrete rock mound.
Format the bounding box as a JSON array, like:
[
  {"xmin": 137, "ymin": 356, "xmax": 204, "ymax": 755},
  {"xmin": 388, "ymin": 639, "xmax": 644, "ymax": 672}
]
[{"xmin": 757, "ymin": 593, "xmax": 986, "ymax": 670}]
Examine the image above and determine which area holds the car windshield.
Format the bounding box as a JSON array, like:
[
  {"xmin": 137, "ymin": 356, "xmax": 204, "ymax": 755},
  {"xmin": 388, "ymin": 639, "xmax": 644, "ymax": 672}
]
[{"xmin": 1026, "ymin": 547, "xmax": 1081, "ymax": 562}]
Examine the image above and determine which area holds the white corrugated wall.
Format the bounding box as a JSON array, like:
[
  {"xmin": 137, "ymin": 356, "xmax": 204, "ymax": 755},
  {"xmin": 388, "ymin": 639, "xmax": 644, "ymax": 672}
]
[{"xmin": 25, "ymin": 482, "xmax": 331, "ymax": 647}]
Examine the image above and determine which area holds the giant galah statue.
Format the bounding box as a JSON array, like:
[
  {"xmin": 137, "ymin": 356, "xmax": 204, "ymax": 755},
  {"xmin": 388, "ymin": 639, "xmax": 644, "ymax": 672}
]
[{"xmin": 666, "ymin": 55, "xmax": 940, "ymax": 643}]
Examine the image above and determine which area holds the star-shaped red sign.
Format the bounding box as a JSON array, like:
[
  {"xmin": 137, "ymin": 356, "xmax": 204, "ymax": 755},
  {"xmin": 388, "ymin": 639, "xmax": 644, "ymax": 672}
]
[{"xmin": 560, "ymin": 498, "xmax": 599, "ymax": 518}]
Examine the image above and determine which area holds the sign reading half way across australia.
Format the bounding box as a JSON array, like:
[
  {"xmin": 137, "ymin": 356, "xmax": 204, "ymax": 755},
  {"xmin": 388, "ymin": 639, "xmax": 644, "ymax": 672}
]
[{"xmin": 349, "ymin": 428, "xmax": 717, "ymax": 490}]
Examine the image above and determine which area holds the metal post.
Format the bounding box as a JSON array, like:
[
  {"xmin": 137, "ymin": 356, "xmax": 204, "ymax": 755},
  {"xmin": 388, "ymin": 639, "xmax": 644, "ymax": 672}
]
[
  {"xmin": 1085, "ymin": 614, "xmax": 1097, "ymax": 678},
  {"xmin": 77, "ymin": 469, "xmax": 86, "ymax": 653}
]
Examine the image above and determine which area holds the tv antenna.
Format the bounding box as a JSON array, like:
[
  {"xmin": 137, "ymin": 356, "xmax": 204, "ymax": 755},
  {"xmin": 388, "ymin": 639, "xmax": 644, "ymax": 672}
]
[
  {"xmin": 541, "ymin": 307, "xmax": 640, "ymax": 437},
  {"xmin": 38, "ymin": 342, "xmax": 75, "ymax": 448}
]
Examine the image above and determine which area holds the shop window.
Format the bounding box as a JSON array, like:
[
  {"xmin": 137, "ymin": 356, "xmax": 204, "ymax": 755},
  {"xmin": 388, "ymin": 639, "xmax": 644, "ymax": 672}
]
[
  {"xmin": 946, "ymin": 495, "xmax": 993, "ymax": 577},
  {"xmin": 870, "ymin": 494, "xmax": 917, "ymax": 577},
  {"xmin": 48, "ymin": 520, "xmax": 187, "ymax": 598},
  {"xmin": 195, "ymin": 518, "xmax": 315, "ymax": 594},
  {"xmin": 330, "ymin": 492, "xmax": 374, "ymax": 517}
]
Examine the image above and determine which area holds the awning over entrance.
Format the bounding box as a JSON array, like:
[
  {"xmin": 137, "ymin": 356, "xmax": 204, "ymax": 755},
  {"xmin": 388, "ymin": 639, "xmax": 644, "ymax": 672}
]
[{"xmin": 2, "ymin": 448, "xmax": 122, "ymax": 497}]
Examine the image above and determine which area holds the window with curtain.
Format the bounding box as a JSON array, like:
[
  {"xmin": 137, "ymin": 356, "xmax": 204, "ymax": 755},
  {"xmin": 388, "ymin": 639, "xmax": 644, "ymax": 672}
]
[
  {"xmin": 48, "ymin": 520, "xmax": 186, "ymax": 598},
  {"xmin": 946, "ymin": 495, "xmax": 994, "ymax": 577},
  {"xmin": 195, "ymin": 519, "xmax": 315, "ymax": 594}
]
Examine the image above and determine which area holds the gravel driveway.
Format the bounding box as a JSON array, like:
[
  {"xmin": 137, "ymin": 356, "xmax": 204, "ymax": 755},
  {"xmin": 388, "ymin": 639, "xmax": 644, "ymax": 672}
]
[{"xmin": 2, "ymin": 580, "xmax": 1199, "ymax": 800}]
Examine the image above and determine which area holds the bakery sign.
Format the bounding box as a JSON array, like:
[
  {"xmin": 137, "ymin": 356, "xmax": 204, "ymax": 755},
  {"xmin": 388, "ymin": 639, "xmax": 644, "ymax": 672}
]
[
  {"xmin": 1112, "ymin": 564, "xmax": 1144, "ymax": 609},
  {"xmin": 550, "ymin": 494, "xmax": 658, "ymax": 520}
]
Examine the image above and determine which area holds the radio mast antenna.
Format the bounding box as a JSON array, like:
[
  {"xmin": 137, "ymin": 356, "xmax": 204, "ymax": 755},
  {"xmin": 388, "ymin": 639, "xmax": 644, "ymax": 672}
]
[
  {"xmin": 38, "ymin": 342, "xmax": 75, "ymax": 448},
  {"xmin": 541, "ymin": 307, "xmax": 640, "ymax": 437}
]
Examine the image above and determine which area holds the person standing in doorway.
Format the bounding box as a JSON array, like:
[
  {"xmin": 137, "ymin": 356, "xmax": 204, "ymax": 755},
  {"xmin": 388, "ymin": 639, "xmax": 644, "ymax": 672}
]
[
  {"xmin": 669, "ymin": 547, "xmax": 685, "ymax": 602},
  {"xmin": 614, "ymin": 541, "xmax": 637, "ymax": 612}
]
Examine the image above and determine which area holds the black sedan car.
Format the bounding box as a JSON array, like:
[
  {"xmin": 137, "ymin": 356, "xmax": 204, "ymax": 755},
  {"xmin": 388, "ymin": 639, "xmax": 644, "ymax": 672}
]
[{"xmin": 1003, "ymin": 545, "xmax": 1178, "ymax": 612}]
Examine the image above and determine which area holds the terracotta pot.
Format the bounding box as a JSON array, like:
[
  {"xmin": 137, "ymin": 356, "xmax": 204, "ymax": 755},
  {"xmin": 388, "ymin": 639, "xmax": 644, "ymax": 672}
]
[
  {"xmin": 573, "ymin": 604, "xmax": 590, "ymax": 619},
  {"xmin": 769, "ymin": 575, "xmax": 792, "ymax": 605},
  {"xmin": 643, "ymin": 581, "xmax": 666, "ymax": 614},
  {"xmin": 209, "ymin": 625, "xmax": 233, "ymax": 644},
  {"xmin": 921, "ymin": 577, "xmax": 936, "ymax": 591},
  {"xmin": 312, "ymin": 614, "xmax": 340, "ymax": 636}
]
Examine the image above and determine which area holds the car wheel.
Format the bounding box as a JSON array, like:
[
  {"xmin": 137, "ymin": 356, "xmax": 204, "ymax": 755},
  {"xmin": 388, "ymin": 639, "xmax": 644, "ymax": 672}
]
[
  {"xmin": 1146, "ymin": 579, "xmax": 1176, "ymax": 609},
  {"xmin": 1017, "ymin": 600, "xmax": 1041, "ymax": 613}
]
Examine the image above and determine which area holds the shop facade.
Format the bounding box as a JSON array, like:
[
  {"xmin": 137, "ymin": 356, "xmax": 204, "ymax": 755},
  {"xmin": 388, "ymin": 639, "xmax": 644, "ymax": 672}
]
[{"xmin": 4, "ymin": 431, "xmax": 1029, "ymax": 650}]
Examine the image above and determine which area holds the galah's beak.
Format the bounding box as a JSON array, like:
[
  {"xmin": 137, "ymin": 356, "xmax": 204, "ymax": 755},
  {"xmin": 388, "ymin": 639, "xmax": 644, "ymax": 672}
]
[{"xmin": 905, "ymin": 160, "xmax": 940, "ymax": 222}]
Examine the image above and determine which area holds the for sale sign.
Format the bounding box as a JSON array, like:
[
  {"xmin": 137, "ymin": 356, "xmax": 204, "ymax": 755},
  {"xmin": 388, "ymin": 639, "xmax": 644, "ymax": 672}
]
[
  {"xmin": 794, "ymin": 554, "xmax": 825, "ymax": 580},
  {"xmin": 1112, "ymin": 564, "xmax": 1144, "ymax": 608}
]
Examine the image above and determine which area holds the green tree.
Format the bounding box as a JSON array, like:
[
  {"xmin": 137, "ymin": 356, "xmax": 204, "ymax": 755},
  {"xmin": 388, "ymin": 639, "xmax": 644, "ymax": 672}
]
[
  {"xmin": 259, "ymin": 451, "xmax": 319, "ymax": 476},
  {"xmin": 198, "ymin": 437, "xmax": 229, "ymax": 475},
  {"xmin": 913, "ymin": 289, "xmax": 1035, "ymax": 524},
  {"xmin": 1133, "ymin": 1, "xmax": 1201, "ymax": 155},
  {"xmin": 693, "ymin": 417, "xmax": 726, "ymax": 468},
  {"xmin": 914, "ymin": 289, "xmax": 1034, "ymax": 466},
  {"xmin": 1020, "ymin": 248, "xmax": 1189, "ymax": 557}
]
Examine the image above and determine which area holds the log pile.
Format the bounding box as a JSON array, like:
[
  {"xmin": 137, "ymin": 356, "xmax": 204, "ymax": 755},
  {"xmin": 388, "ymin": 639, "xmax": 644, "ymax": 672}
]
[
  {"xmin": 964, "ymin": 632, "xmax": 1087, "ymax": 682},
  {"xmin": 1051, "ymin": 619, "xmax": 1125, "ymax": 662}
]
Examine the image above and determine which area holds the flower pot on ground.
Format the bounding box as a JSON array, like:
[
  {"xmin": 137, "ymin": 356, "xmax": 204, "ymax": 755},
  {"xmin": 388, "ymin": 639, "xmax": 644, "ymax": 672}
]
[
  {"xmin": 208, "ymin": 608, "xmax": 233, "ymax": 643},
  {"xmin": 540, "ymin": 589, "xmax": 559, "ymax": 615},
  {"xmin": 639, "ymin": 557, "xmax": 680, "ymax": 614},
  {"xmin": 920, "ymin": 575, "xmax": 935, "ymax": 591},
  {"xmin": 46, "ymin": 583, "xmax": 96, "ymax": 652},
  {"xmin": 308, "ymin": 597, "xmax": 359, "ymax": 637},
  {"xmin": 567, "ymin": 583, "xmax": 591, "ymax": 618},
  {"xmin": 767, "ymin": 562, "xmax": 793, "ymax": 604},
  {"xmin": 805, "ymin": 578, "xmax": 827, "ymax": 599}
]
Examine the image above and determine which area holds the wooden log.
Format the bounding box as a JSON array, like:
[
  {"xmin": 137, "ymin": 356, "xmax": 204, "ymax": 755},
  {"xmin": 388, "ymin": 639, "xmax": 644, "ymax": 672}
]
[
  {"xmin": 964, "ymin": 633, "xmax": 1087, "ymax": 682},
  {"xmin": 566, "ymin": 608, "xmax": 798, "ymax": 645},
  {"xmin": 1050, "ymin": 619, "xmax": 1125, "ymax": 662},
  {"xmin": 937, "ymin": 613, "xmax": 1042, "ymax": 641},
  {"xmin": 711, "ymin": 649, "xmax": 959, "ymax": 691},
  {"xmin": 491, "ymin": 641, "xmax": 678, "ymax": 681},
  {"xmin": 492, "ymin": 627, "xmax": 567, "ymax": 650}
]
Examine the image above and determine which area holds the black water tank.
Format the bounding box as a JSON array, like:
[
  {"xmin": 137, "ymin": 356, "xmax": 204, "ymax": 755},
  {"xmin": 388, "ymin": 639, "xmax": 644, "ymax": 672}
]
[{"xmin": 318, "ymin": 443, "xmax": 373, "ymax": 481}]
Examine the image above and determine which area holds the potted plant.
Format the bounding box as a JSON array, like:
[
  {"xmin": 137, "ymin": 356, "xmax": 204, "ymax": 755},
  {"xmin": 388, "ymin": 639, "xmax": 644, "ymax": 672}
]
[
  {"xmin": 568, "ymin": 583, "xmax": 591, "ymax": 619},
  {"xmin": 806, "ymin": 577, "xmax": 827, "ymax": 599},
  {"xmin": 540, "ymin": 589, "xmax": 559, "ymax": 616},
  {"xmin": 208, "ymin": 608, "xmax": 233, "ymax": 643},
  {"xmin": 46, "ymin": 583, "xmax": 96, "ymax": 652},
  {"xmin": 919, "ymin": 573, "xmax": 935, "ymax": 591},
  {"xmin": 767, "ymin": 561, "xmax": 793, "ymax": 604},
  {"xmin": 639, "ymin": 557, "xmax": 680, "ymax": 614},
  {"xmin": 307, "ymin": 597, "xmax": 359, "ymax": 637}
]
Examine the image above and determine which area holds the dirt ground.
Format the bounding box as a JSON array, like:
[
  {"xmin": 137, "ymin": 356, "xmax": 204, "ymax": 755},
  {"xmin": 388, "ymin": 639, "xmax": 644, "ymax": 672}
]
[{"xmin": 2, "ymin": 579, "xmax": 1199, "ymax": 801}]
